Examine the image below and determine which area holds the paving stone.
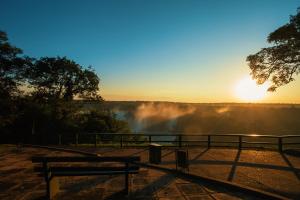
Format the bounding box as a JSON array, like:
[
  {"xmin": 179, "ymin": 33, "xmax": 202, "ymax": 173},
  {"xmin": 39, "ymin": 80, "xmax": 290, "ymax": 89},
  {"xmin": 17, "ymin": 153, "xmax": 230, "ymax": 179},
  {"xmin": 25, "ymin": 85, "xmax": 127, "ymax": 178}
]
[
  {"xmin": 211, "ymin": 193, "xmax": 243, "ymax": 200},
  {"xmin": 0, "ymin": 181, "xmax": 16, "ymax": 191},
  {"xmin": 22, "ymin": 190, "xmax": 46, "ymax": 200},
  {"xmin": 56, "ymin": 187, "xmax": 105, "ymax": 200},
  {"xmin": 176, "ymin": 183, "xmax": 207, "ymax": 196},
  {"xmin": 186, "ymin": 195, "xmax": 214, "ymax": 200},
  {"xmin": 132, "ymin": 185, "xmax": 157, "ymax": 197},
  {"xmin": 105, "ymin": 176, "xmax": 125, "ymax": 192},
  {"xmin": 0, "ymin": 168, "xmax": 24, "ymax": 176},
  {"xmin": 175, "ymin": 178, "xmax": 190, "ymax": 184},
  {"xmin": 18, "ymin": 181, "xmax": 40, "ymax": 191},
  {"xmin": 202, "ymin": 184, "xmax": 227, "ymax": 194},
  {"xmin": 148, "ymin": 170, "xmax": 167, "ymax": 177},
  {"xmin": 132, "ymin": 177, "xmax": 149, "ymax": 185},
  {"xmin": 131, "ymin": 197, "xmax": 157, "ymax": 200},
  {"xmin": 156, "ymin": 184, "xmax": 181, "ymax": 198},
  {"xmin": 0, "ymin": 194, "xmax": 12, "ymax": 200},
  {"xmin": 138, "ymin": 169, "xmax": 149, "ymax": 176},
  {"xmin": 157, "ymin": 196, "xmax": 185, "ymax": 200}
]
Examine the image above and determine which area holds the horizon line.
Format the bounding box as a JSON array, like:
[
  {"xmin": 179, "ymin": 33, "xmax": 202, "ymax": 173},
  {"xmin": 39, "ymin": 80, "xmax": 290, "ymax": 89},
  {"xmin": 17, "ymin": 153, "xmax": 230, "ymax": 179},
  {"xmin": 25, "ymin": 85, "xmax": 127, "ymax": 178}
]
[{"xmin": 80, "ymin": 99, "xmax": 300, "ymax": 105}]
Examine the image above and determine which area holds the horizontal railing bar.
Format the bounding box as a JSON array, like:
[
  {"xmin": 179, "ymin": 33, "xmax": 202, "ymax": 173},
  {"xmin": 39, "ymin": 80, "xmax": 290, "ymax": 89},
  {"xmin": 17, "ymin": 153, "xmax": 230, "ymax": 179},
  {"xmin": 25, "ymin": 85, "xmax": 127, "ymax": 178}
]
[
  {"xmin": 210, "ymin": 141, "xmax": 239, "ymax": 144},
  {"xmin": 121, "ymin": 140, "xmax": 208, "ymax": 143},
  {"xmin": 119, "ymin": 141, "xmax": 286, "ymax": 145},
  {"xmin": 282, "ymin": 143, "xmax": 300, "ymax": 145},
  {"xmin": 281, "ymin": 135, "xmax": 300, "ymax": 138},
  {"xmin": 242, "ymin": 142, "xmax": 277, "ymax": 145},
  {"xmin": 58, "ymin": 133, "xmax": 300, "ymax": 151},
  {"xmin": 84, "ymin": 133, "xmax": 300, "ymax": 138},
  {"xmin": 176, "ymin": 140, "xmax": 208, "ymax": 143}
]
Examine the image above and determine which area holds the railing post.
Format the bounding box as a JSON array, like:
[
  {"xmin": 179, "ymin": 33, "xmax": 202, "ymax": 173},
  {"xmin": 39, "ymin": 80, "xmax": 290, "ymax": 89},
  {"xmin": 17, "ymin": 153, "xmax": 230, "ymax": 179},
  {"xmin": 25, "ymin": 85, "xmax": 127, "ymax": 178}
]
[
  {"xmin": 120, "ymin": 135, "xmax": 123, "ymax": 148},
  {"xmin": 278, "ymin": 137, "xmax": 283, "ymax": 152},
  {"xmin": 58, "ymin": 134, "xmax": 62, "ymax": 145},
  {"xmin": 178, "ymin": 135, "xmax": 182, "ymax": 148},
  {"xmin": 43, "ymin": 161, "xmax": 50, "ymax": 199},
  {"xmin": 239, "ymin": 136, "xmax": 242, "ymax": 149},
  {"xmin": 125, "ymin": 162, "xmax": 129, "ymax": 195},
  {"xmin": 75, "ymin": 134, "xmax": 78, "ymax": 146},
  {"xmin": 94, "ymin": 134, "xmax": 98, "ymax": 148},
  {"xmin": 208, "ymin": 135, "xmax": 211, "ymax": 148}
]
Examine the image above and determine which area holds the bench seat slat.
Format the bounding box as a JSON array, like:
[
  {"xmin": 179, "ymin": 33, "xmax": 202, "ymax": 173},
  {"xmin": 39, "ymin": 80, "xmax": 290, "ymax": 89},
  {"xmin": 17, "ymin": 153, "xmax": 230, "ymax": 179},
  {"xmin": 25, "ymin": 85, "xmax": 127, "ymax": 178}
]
[
  {"xmin": 51, "ymin": 170, "xmax": 139, "ymax": 176},
  {"xmin": 36, "ymin": 170, "xmax": 139, "ymax": 177},
  {"xmin": 34, "ymin": 166, "xmax": 139, "ymax": 173}
]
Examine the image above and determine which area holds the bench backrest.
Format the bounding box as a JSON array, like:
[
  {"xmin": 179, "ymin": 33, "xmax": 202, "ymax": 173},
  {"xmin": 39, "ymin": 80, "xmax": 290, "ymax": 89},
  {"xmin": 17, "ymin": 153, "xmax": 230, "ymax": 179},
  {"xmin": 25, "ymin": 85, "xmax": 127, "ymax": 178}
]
[{"xmin": 32, "ymin": 156, "xmax": 140, "ymax": 163}]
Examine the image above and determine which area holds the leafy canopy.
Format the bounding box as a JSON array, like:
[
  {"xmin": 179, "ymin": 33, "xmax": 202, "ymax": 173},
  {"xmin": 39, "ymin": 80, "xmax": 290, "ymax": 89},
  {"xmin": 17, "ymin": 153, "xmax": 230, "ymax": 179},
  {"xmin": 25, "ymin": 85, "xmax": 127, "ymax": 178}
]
[
  {"xmin": 27, "ymin": 57, "xmax": 101, "ymax": 101},
  {"xmin": 247, "ymin": 9, "xmax": 300, "ymax": 91}
]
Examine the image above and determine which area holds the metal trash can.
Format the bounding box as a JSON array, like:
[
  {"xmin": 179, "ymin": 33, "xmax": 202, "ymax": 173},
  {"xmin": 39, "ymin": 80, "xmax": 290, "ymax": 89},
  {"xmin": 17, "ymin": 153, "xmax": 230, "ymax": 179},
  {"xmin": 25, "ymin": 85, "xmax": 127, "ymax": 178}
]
[
  {"xmin": 176, "ymin": 149, "xmax": 189, "ymax": 171},
  {"xmin": 149, "ymin": 143, "xmax": 162, "ymax": 164}
]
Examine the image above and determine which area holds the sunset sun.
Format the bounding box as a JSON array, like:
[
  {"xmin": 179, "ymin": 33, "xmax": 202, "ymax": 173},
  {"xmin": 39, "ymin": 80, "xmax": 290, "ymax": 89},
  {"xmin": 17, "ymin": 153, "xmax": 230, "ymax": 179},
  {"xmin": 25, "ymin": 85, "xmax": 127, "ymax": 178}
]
[{"xmin": 235, "ymin": 76, "xmax": 269, "ymax": 101}]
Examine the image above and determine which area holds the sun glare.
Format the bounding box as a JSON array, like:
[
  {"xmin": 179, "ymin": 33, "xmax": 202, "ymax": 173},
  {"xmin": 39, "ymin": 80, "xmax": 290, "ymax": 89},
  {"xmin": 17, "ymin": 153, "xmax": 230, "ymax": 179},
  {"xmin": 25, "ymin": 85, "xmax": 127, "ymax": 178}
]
[{"xmin": 235, "ymin": 76, "xmax": 269, "ymax": 102}]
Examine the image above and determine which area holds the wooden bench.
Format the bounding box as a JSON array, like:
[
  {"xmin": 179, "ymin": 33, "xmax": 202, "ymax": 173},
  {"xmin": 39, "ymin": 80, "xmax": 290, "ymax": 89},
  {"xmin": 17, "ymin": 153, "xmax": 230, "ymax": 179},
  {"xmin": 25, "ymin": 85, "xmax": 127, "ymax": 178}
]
[{"xmin": 32, "ymin": 156, "xmax": 140, "ymax": 199}]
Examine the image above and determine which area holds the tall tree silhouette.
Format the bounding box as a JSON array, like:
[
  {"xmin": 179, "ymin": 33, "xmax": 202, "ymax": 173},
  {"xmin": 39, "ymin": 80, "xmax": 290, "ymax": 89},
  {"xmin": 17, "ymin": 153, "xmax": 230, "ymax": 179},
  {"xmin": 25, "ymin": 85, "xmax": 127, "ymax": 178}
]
[
  {"xmin": 0, "ymin": 31, "xmax": 32, "ymax": 98},
  {"xmin": 247, "ymin": 9, "xmax": 300, "ymax": 91}
]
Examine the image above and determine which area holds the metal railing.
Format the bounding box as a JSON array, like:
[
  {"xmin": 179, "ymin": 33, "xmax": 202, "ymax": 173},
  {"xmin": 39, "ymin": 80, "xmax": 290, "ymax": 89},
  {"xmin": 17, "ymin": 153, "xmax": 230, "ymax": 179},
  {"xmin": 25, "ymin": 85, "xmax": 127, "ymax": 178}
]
[{"xmin": 57, "ymin": 133, "xmax": 300, "ymax": 151}]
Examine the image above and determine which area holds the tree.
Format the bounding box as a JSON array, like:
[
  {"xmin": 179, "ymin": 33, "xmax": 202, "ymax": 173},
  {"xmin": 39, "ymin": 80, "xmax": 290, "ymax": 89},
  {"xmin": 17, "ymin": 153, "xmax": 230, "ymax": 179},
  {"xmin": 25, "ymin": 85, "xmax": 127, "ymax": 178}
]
[
  {"xmin": 0, "ymin": 30, "xmax": 32, "ymax": 137},
  {"xmin": 247, "ymin": 9, "xmax": 300, "ymax": 91},
  {"xmin": 0, "ymin": 31, "xmax": 32, "ymax": 98},
  {"xmin": 27, "ymin": 57, "xmax": 101, "ymax": 101}
]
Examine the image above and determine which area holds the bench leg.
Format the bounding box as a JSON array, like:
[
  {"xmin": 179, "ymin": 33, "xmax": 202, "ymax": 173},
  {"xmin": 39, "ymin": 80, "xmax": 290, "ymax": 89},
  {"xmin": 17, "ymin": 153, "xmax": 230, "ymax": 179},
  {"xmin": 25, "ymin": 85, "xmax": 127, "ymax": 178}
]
[
  {"xmin": 125, "ymin": 173, "xmax": 129, "ymax": 195},
  {"xmin": 49, "ymin": 177, "xmax": 60, "ymax": 199},
  {"xmin": 46, "ymin": 178, "xmax": 50, "ymax": 199}
]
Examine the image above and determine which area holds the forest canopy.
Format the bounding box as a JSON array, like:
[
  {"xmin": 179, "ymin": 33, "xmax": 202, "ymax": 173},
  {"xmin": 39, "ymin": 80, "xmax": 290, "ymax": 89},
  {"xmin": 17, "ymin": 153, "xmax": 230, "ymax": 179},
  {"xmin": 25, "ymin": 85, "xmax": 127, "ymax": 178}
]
[{"xmin": 0, "ymin": 30, "xmax": 130, "ymax": 144}]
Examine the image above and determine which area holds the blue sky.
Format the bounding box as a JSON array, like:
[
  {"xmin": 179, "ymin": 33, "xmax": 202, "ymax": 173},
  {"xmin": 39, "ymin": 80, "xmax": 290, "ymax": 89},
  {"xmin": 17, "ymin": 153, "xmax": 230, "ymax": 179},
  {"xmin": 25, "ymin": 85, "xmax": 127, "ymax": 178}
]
[{"xmin": 1, "ymin": 0, "xmax": 299, "ymax": 102}]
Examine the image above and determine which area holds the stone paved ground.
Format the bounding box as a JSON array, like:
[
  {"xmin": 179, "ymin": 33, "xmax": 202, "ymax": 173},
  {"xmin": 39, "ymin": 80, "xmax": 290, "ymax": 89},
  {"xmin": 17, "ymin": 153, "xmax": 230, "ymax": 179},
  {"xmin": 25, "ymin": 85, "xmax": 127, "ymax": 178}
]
[
  {"xmin": 55, "ymin": 168, "xmax": 255, "ymax": 200},
  {"xmin": 81, "ymin": 146, "xmax": 300, "ymax": 199},
  {"xmin": 0, "ymin": 145, "xmax": 269, "ymax": 200}
]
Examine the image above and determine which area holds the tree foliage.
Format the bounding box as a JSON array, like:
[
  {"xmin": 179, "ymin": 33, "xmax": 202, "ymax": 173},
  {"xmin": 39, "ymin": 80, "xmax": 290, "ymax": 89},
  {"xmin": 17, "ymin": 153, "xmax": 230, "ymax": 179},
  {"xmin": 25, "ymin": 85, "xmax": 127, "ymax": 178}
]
[
  {"xmin": 0, "ymin": 31, "xmax": 32, "ymax": 98},
  {"xmin": 28, "ymin": 57, "xmax": 101, "ymax": 101},
  {"xmin": 77, "ymin": 110, "xmax": 131, "ymax": 133},
  {"xmin": 247, "ymin": 9, "xmax": 300, "ymax": 91}
]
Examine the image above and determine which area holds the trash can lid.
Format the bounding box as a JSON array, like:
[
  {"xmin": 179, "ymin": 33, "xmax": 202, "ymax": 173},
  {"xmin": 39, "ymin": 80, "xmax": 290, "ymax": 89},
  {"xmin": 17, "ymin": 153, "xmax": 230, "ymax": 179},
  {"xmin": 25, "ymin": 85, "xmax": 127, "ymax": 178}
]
[{"xmin": 149, "ymin": 143, "xmax": 161, "ymax": 146}]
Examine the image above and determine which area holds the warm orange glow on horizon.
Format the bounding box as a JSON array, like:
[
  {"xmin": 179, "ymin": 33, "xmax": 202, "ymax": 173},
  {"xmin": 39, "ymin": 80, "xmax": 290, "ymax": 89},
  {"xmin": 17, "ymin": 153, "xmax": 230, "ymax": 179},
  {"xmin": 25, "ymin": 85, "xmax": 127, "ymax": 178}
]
[{"xmin": 102, "ymin": 74, "xmax": 300, "ymax": 104}]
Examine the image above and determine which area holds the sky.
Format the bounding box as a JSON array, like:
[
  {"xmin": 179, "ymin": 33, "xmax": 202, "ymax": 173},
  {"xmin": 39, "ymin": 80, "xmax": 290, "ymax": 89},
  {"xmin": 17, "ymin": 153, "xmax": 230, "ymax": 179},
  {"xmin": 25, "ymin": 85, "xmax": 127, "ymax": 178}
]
[{"xmin": 1, "ymin": 0, "xmax": 299, "ymax": 103}]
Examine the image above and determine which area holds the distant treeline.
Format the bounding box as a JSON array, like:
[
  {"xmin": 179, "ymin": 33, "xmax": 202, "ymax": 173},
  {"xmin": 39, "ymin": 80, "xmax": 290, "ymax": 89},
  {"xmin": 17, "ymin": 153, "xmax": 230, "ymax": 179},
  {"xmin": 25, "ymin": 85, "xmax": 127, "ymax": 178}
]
[{"xmin": 0, "ymin": 31, "xmax": 130, "ymax": 144}]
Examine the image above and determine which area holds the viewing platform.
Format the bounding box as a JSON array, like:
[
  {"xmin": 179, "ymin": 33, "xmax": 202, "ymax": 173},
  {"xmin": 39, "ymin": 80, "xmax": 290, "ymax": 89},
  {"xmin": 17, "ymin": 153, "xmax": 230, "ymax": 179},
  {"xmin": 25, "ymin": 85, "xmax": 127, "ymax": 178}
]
[{"xmin": 0, "ymin": 144, "xmax": 300, "ymax": 199}]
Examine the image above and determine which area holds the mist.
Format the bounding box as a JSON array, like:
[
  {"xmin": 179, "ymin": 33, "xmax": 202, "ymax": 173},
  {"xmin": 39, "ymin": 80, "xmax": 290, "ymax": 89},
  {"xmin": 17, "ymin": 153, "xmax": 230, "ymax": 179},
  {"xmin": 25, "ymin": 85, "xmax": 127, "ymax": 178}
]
[
  {"xmin": 132, "ymin": 102, "xmax": 196, "ymax": 132},
  {"xmin": 109, "ymin": 102, "xmax": 300, "ymax": 135}
]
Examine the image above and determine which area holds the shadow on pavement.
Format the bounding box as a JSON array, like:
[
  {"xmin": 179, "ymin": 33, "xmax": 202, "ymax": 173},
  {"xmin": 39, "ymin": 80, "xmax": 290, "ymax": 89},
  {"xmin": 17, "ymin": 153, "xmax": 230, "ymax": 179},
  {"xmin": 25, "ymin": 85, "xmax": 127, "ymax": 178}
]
[
  {"xmin": 283, "ymin": 149, "xmax": 300, "ymax": 157},
  {"xmin": 280, "ymin": 152, "xmax": 300, "ymax": 181},
  {"xmin": 227, "ymin": 149, "xmax": 241, "ymax": 181}
]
